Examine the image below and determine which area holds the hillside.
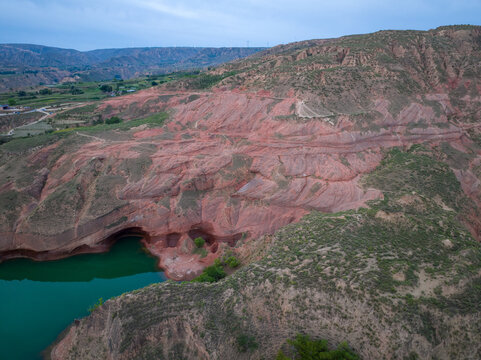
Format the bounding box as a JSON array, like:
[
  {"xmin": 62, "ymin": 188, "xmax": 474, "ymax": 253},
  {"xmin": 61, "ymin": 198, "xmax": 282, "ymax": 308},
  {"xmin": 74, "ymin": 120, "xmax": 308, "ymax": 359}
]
[
  {"xmin": 0, "ymin": 25, "xmax": 480, "ymax": 358},
  {"xmin": 48, "ymin": 148, "xmax": 481, "ymax": 359},
  {"xmin": 0, "ymin": 44, "xmax": 265, "ymax": 92}
]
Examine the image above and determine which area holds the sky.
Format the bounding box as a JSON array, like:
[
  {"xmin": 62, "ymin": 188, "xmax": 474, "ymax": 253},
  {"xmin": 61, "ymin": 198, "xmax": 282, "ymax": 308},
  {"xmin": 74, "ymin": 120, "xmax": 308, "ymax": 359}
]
[{"xmin": 0, "ymin": 0, "xmax": 480, "ymax": 51}]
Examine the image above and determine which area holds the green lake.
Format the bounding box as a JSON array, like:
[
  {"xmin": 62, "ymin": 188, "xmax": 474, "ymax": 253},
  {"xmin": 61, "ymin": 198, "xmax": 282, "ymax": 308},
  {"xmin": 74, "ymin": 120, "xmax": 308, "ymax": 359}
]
[{"xmin": 0, "ymin": 237, "xmax": 166, "ymax": 360}]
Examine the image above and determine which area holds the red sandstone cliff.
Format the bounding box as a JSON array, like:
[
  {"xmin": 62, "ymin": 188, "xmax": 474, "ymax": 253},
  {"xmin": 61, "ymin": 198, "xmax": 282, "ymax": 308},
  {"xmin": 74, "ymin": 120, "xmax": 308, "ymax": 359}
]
[{"xmin": 1, "ymin": 26, "xmax": 481, "ymax": 280}]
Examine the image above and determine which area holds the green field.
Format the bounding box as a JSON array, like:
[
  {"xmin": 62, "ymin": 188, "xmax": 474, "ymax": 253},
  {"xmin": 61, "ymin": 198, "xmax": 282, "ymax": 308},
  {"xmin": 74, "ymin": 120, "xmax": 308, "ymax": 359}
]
[{"xmin": 0, "ymin": 71, "xmax": 198, "ymax": 108}]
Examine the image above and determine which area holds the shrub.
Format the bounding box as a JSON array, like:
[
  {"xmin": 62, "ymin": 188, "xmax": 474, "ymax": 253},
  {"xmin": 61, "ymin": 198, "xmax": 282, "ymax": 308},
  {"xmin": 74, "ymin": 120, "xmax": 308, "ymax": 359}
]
[
  {"xmin": 276, "ymin": 334, "xmax": 358, "ymax": 360},
  {"xmin": 194, "ymin": 237, "xmax": 205, "ymax": 248},
  {"xmin": 225, "ymin": 256, "xmax": 240, "ymax": 268},
  {"xmin": 39, "ymin": 88, "xmax": 52, "ymax": 95},
  {"xmin": 99, "ymin": 84, "xmax": 113, "ymax": 93},
  {"xmin": 105, "ymin": 116, "xmax": 122, "ymax": 124},
  {"xmin": 237, "ymin": 334, "xmax": 258, "ymax": 352},
  {"xmin": 192, "ymin": 263, "xmax": 226, "ymax": 283},
  {"xmin": 70, "ymin": 87, "xmax": 84, "ymax": 95}
]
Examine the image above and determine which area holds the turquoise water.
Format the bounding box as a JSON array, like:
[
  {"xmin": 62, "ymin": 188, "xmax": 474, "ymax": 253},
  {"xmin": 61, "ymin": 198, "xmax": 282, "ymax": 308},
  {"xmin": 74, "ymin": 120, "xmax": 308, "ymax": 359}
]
[{"xmin": 0, "ymin": 237, "xmax": 166, "ymax": 360}]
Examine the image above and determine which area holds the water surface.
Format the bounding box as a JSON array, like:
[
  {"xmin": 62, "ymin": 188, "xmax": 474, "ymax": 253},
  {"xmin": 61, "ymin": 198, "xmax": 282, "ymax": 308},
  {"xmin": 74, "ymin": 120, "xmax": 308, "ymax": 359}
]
[{"xmin": 0, "ymin": 237, "xmax": 166, "ymax": 360}]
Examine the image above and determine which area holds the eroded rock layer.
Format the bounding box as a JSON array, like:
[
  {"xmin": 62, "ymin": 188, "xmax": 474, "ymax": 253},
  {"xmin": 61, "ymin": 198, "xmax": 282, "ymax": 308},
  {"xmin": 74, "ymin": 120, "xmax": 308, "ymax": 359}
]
[
  {"xmin": 1, "ymin": 26, "xmax": 481, "ymax": 282},
  {"xmin": 2, "ymin": 85, "xmax": 477, "ymax": 279}
]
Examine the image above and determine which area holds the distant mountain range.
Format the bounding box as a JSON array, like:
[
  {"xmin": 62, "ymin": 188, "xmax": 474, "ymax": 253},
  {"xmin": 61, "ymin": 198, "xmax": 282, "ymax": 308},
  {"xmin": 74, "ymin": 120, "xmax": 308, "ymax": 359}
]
[{"xmin": 0, "ymin": 44, "xmax": 265, "ymax": 92}]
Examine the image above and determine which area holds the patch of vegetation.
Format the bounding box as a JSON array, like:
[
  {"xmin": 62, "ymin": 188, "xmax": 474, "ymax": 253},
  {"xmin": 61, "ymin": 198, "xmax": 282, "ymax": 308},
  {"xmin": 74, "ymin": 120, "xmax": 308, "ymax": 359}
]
[
  {"xmin": 388, "ymin": 95, "xmax": 410, "ymax": 117},
  {"xmin": 88, "ymin": 174, "xmax": 127, "ymax": 219},
  {"xmin": 184, "ymin": 71, "xmax": 238, "ymax": 89},
  {"xmin": 55, "ymin": 112, "xmax": 168, "ymax": 134},
  {"xmin": 276, "ymin": 334, "xmax": 358, "ymax": 360},
  {"xmin": 192, "ymin": 247, "xmax": 208, "ymax": 258},
  {"xmin": 363, "ymin": 146, "xmax": 462, "ymax": 210},
  {"xmin": 192, "ymin": 260, "xmax": 226, "ymax": 283},
  {"xmin": 194, "ymin": 237, "xmax": 205, "ymax": 248},
  {"xmin": 0, "ymin": 132, "xmax": 64, "ymax": 153},
  {"xmin": 54, "ymin": 104, "xmax": 98, "ymax": 120},
  {"xmin": 176, "ymin": 190, "xmax": 204, "ymax": 213},
  {"xmin": 105, "ymin": 116, "xmax": 122, "ymax": 125},
  {"xmin": 439, "ymin": 142, "xmax": 475, "ymax": 170},
  {"xmin": 99, "ymin": 85, "xmax": 113, "ymax": 93},
  {"xmin": 119, "ymin": 156, "xmax": 152, "ymax": 182},
  {"xmin": 237, "ymin": 334, "xmax": 259, "ymax": 353},
  {"xmin": 88, "ymin": 297, "xmax": 104, "ymax": 313},
  {"xmin": 0, "ymin": 190, "xmax": 31, "ymax": 229},
  {"xmin": 225, "ymin": 256, "xmax": 240, "ymax": 268},
  {"xmin": 28, "ymin": 178, "xmax": 85, "ymax": 234}
]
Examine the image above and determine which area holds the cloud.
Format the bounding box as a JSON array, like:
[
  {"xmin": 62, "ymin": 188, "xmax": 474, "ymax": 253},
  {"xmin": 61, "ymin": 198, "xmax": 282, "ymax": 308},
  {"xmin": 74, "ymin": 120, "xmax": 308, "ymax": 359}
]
[
  {"xmin": 0, "ymin": 0, "xmax": 480, "ymax": 50},
  {"xmin": 133, "ymin": 0, "xmax": 201, "ymax": 19}
]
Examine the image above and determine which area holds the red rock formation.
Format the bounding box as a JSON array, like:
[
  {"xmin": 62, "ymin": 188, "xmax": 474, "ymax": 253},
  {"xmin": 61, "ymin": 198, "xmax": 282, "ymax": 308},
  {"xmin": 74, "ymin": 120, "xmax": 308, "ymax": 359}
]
[{"xmin": 1, "ymin": 85, "xmax": 476, "ymax": 280}]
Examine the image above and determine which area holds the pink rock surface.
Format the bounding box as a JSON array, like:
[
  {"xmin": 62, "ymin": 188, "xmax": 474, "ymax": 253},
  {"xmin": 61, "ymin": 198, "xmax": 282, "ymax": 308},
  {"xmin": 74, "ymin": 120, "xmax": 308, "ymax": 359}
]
[{"xmin": 1, "ymin": 88, "xmax": 472, "ymax": 279}]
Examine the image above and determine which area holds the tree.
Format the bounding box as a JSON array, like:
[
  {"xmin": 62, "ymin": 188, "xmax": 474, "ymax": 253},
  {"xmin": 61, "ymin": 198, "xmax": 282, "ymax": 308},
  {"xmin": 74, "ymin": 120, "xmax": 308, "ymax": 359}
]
[
  {"xmin": 39, "ymin": 88, "xmax": 52, "ymax": 95},
  {"xmin": 7, "ymin": 98, "xmax": 16, "ymax": 106},
  {"xmin": 70, "ymin": 86, "xmax": 84, "ymax": 95},
  {"xmin": 194, "ymin": 237, "xmax": 205, "ymax": 248},
  {"xmin": 225, "ymin": 256, "xmax": 240, "ymax": 268},
  {"xmin": 17, "ymin": 90, "xmax": 27, "ymax": 97},
  {"xmin": 105, "ymin": 116, "xmax": 122, "ymax": 124},
  {"xmin": 99, "ymin": 84, "xmax": 113, "ymax": 93}
]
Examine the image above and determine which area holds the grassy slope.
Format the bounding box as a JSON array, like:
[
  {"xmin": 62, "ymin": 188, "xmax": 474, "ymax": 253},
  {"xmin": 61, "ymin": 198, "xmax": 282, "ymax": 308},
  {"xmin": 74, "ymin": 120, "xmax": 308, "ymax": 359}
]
[{"xmin": 53, "ymin": 146, "xmax": 481, "ymax": 359}]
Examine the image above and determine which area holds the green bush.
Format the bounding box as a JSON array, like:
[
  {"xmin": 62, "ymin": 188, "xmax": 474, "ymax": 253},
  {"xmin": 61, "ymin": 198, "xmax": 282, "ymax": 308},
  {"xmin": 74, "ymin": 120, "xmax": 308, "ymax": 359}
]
[
  {"xmin": 70, "ymin": 87, "xmax": 84, "ymax": 95},
  {"xmin": 105, "ymin": 116, "xmax": 122, "ymax": 124},
  {"xmin": 237, "ymin": 334, "xmax": 258, "ymax": 352},
  {"xmin": 194, "ymin": 237, "xmax": 205, "ymax": 248},
  {"xmin": 225, "ymin": 256, "xmax": 240, "ymax": 268},
  {"xmin": 192, "ymin": 262, "xmax": 226, "ymax": 283},
  {"xmin": 276, "ymin": 334, "xmax": 358, "ymax": 360},
  {"xmin": 99, "ymin": 84, "xmax": 113, "ymax": 93}
]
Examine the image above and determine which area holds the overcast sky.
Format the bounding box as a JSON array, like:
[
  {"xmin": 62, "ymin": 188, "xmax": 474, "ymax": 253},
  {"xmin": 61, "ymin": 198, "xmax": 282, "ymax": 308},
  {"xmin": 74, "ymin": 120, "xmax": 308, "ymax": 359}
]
[{"xmin": 1, "ymin": 0, "xmax": 480, "ymax": 51}]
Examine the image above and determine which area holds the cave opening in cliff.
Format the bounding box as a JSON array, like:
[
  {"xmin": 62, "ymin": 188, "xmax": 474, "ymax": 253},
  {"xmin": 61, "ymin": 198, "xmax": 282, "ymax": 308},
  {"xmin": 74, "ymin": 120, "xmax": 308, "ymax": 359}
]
[
  {"xmin": 102, "ymin": 227, "xmax": 151, "ymax": 248},
  {"xmin": 187, "ymin": 227, "xmax": 245, "ymax": 248}
]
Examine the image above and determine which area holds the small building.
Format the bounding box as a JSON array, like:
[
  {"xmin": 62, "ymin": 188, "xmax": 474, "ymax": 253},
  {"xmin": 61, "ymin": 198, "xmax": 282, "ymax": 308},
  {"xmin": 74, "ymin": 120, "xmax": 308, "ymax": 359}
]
[{"xmin": 1, "ymin": 105, "xmax": 9, "ymax": 110}]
